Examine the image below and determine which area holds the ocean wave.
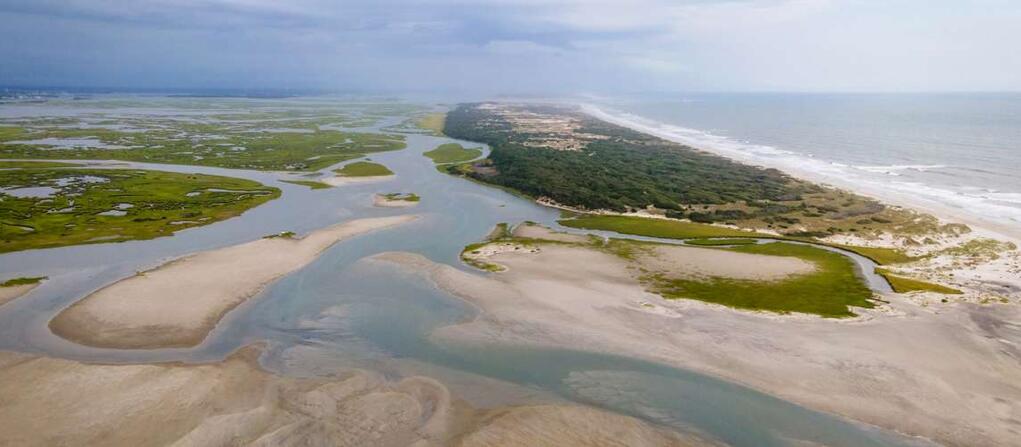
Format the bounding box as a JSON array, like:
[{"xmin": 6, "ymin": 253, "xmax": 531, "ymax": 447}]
[{"xmin": 581, "ymin": 103, "xmax": 1021, "ymax": 232}]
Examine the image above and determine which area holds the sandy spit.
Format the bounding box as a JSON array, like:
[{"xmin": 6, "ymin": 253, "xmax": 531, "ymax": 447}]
[
  {"xmin": 0, "ymin": 283, "xmax": 39, "ymax": 306},
  {"xmin": 372, "ymin": 245, "xmax": 1021, "ymax": 447},
  {"xmin": 321, "ymin": 174, "xmax": 393, "ymax": 186},
  {"xmin": 0, "ymin": 346, "xmax": 706, "ymax": 447},
  {"xmin": 49, "ymin": 215, "xmax": 419, "ymax": 349}
]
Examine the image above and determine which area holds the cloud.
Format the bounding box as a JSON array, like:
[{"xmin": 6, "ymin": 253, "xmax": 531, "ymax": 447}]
[{"xmin": 0, "ymin": 0, "xmax": 1019, "ymax": 93}]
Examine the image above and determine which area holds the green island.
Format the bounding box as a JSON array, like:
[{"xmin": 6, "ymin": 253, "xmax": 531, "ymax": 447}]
[
  {"xmin": 334, "ymin": 161, "xmax": 393, "ymax": 177},
  {"xmin": 382, "ymin": 192, "xmax": 420, "ymax": 202},
  {"xmin": 424, "ymin": 143, "xmax": 482, "ymax": 164},
  {"xmin": 649, "ymin": 242, "xmax": 874, "ymax": 318},
  {"xmin": 1, "ymin": 276, "xmax": 47, "ymax": 287},
  {"xmin": 0, "ymin": 168, "xmax": 279, "ymax": 252},
  {"xmin": 463, "ymin": 222, "xmax": 876, "ymax": 317},
  {"xmin": 0, "ymin": 115, "xmax": 406, "ymax": 171},
  {"xmin": 280, "ymin": 179, "xmax": 332, "ymax": 190},
  {"xmin": 875, "ymin": 269, "xmax": 962, "ymax": 295}
]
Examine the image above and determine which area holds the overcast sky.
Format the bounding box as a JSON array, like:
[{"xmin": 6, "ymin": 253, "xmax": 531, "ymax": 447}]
[{"xmin": 1, "ymin": 0, "xmax": 1019, "ymax": 94}]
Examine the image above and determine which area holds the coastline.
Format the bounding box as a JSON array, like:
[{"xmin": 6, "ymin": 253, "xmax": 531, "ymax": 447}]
[
  {"xmin": 580, "ymin": 103, "xmax": 1021, "ymax": 243},
  {"xmin": 48, "ymin": 215, "xmax": 419, "ymax": 349},
  {"xmin": 373, "ymin": 246, "xmax": 1021, "ymax": 447}
]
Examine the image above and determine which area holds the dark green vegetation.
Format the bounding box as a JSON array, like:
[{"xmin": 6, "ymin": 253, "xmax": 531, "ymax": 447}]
[
  {"xmin": 875, "ymin": 269, "xmax": 962, "ymax": 295},
  {"xmin": 560, "ymin": 215, "xmax": 764, "ymax": 239},
  {"xmin": 649, "ymin": 242, "xmax": 875, "ymax": 317},
  {"xmin": 383, "ymin": 192, "xmax": 420, "ymax": 202},
  {"xmin": 280, "ymin": 179, "xmax": 332, "ymax": 190},
  {"xmin": 443, "ymin": 103, "xmax": 957, "ymax": 239},
  {"xmin": 263, "ymin": 231, "xmax": 297, "ymax": 239},
  {"xmin": 0, "ymin": 168, "xmax": 279, "ymax": 252},
  {"xmin": 334, "ymin": 161, "xmax": 393, "ymax": 177},
  {"xmin": 445, "ymin": 103, "xmax": 807, "ymax": 210},
  {"xmin": 1, "ymin": 276, "xmax": 46, "ymax": 287},
  {"xmin": 559, "ymin": 214, "xmax": 913, "ymax": 266},
  {"xmin": 684, "ymin": 238, "xmax": 758, "ymax": 246},
  {"xmin": 423, "ymin": 143, "xmax": 482, "ymax": 164},
  {"xmin": 0, "ymin": 161, "xmax": 81, "ymax": 168}
]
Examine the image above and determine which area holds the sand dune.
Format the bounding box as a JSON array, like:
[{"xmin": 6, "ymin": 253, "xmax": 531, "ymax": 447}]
[
  {"xmin": 50, "ymin": 215, "xmax": 419, "ymax": 349},
  {"xmin": 373, "ymin": 245, "xmax": 1021, "ymax": 447}
]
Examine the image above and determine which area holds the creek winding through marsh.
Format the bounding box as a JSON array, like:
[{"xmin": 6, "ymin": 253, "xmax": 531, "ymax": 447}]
[{"xmin": 0, "ymin": 111, "xmax": 930, "ymax": 447}]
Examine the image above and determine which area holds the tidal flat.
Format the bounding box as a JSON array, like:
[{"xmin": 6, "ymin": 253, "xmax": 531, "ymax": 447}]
[{"xmin": 0, "ymin": 96, "xmax": 1017, "ymax": 447}]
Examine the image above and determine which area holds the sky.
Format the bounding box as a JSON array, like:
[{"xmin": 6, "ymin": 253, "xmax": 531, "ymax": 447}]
[{"xmin": 0, "ymin": 0, "xmax": 1019, "ymax": 95}]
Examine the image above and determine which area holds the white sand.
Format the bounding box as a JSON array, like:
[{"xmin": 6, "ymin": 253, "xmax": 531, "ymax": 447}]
[
  {"xmin": 375, "ymin": 244, "xmax": 1021, "ymax": 447},
  {"xmin": 637, "ymin": 244, "xmax": 815, "ymax": 280},
  {"xmin": 0, "ymin": 346, "xmax": 707, "ymax": 447},
  {"xmin": 49, "ymin": 215, "xmax": 418, "ymax": 349},
  {"xmin": 320, "ymin": 174, "xmax": 393, "ymax": 186},
  {"xmin": 511, "ymin": 223, "xmax": 592, "ymax": 243},
  {"xmin": 0, "ymin": 283, "xmax": 38, "ymax": 306}
]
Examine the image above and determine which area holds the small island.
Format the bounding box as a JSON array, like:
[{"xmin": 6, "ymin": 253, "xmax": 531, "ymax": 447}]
[{"xmin": 373, "ymin": 192, "xmax": 420, "ymax": 208}]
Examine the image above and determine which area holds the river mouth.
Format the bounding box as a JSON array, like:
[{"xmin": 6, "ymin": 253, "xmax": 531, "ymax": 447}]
[{"xmin": 0, "ymin": 100, "xmax": 931, "ymax": 447}]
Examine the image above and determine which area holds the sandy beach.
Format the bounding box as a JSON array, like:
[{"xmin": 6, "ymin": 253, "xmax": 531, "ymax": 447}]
[
  {"xmin": 0, "ymin": 282, "xmax": 39, "ymax": 306},
  {"xmin": 0, "ymin": 345, "xmax": 707, "ymax": 447},
  {"xmin": 321, "ymin": 174, "xmax": 394, "ymax": 186},
  {"xmin": 373, "ymin": 241, "xmax": 1021, "ymax": 447},
  {"xmin": 49, "ymin": 215, "xmax": 419, "ymax": 349}
]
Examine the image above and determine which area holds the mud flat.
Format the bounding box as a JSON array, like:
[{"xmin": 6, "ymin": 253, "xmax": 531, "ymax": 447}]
[
  {"xmin": 373, "ymin": 243, "xmax": 1021, "ymax": 447},
  {"xmin": 0, "ymin": 346, "xmax": 706, "ymax": 447},
  {"xmin": 49, "ymin": 216, "xmax": 419, "ymax": 349}
]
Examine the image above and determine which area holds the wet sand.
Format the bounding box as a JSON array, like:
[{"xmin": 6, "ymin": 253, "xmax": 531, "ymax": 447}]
[
  {"xmin": 373, "ymin": 244, "xmax": 1021, "ymax": 447},
  {"xmin": 0, "ymin": 283, "xmax": 38, "ymax": 306},
  {"xmin": 49, "ymin": 216, "xmax": 419, "ymax": 349},
  {"xmin": 373, "ymin": 193, "xmax": 419, "ymax": 208},
  {"xmin": 0, "ymin": 345, "xmax": 705, "ymax": 447}
]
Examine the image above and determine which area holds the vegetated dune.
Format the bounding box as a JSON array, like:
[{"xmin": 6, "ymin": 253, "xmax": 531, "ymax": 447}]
[
  {"xmin": 372, "ymin": 243, "xmax": 1021, "ymax": 447},
  {"xmin": 49, "ymin": 215, "xmax": 419, "ymax": 349},
  {"xmin": 0, "ymin": 346, "xmax": 706, "ymax": 447}
]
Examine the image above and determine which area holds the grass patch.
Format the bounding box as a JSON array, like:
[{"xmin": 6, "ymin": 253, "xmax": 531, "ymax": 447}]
[
  {"xmin": 263, "ymin": 231, "xmax": 297, "ymax": 239},
  {"xmin": 0, "ymin": 161, "xmax": 81, "ymax": 168},
  {"xmin": 649, "ymin": 242, "xmax": 874, "ymax": 317},
  {"xmin": 424, "ymin": 143, "xmax": 483, "ymax": 164},
  {"xmin": 416, "ymin": 112, "xmax": 446, "ymax": 135},
  {"xmin": 875, "ymin": 269, "xmax": 962, "ymax": 294},
  {"xmin": 824, "ymin": 243, "xmax": 916, "ymax": 265},
  {"xmin": 333, "ymin": 161, "xmax": 393, "ymax": 177},
  {"xmin": 559, "ymin": 215, "xmax": 765, "ymax": 239},
  {"xmin": 382, "ymin": 192, "xmax": 420, "ymax": 202},
  {"xmin": 1, "ymin": 276, "xmax": 46, "ymax": 287},
  {"xmin": 685, "ymin": 238, "xmax": 758, "ymax": 246},
  {"xmin": 280, "ymin": 179, "xmax": 332, "ymax": 190},
  {"xmin": 0, "ymin": 168, "xmax": 279, "ymax": 253}
]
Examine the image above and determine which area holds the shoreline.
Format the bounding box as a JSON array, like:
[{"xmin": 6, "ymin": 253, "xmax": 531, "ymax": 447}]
[
  {"xmin": 48, "ymin": 215, "xmax": 419, "ymax": 350},
  {"xmin": 580, "ymin": 103, "xmax": 1021, "ymax": 243},
  {"xmin": 373, "ymin": 247, "xmax": 1021, "ymax": 447}
]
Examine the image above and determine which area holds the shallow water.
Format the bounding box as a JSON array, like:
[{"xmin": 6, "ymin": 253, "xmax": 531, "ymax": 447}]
[{"xmin": 0, "ymin": 97, "xmax": 931, "ymax": 447}]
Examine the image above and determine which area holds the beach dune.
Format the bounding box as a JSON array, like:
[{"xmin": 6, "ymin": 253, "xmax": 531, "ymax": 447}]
[{"xmin": 49, "ymin": 215, "xmax": 419, "ymax": 349}]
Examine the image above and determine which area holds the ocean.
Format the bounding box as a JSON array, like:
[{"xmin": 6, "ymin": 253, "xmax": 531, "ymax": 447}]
[{"xmin": 587, "ymin": 93, "xmax": 1021, "ymax": 236}]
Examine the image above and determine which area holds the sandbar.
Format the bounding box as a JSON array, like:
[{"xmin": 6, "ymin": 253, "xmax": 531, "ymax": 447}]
[
  {"xmin": 0, "ymin": 283, "xmax": 39, "ymax": 306},
  {"xmin": 373, "ymin": 243, "xmax": 1021, "ymax": 447},
  {"xmin": 0, "ymin": 345, "xmax": 706, "ymax": 447},
  {"xmin": 49, "ymin": 215, "xmax": 419, "ymax": 349}
]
